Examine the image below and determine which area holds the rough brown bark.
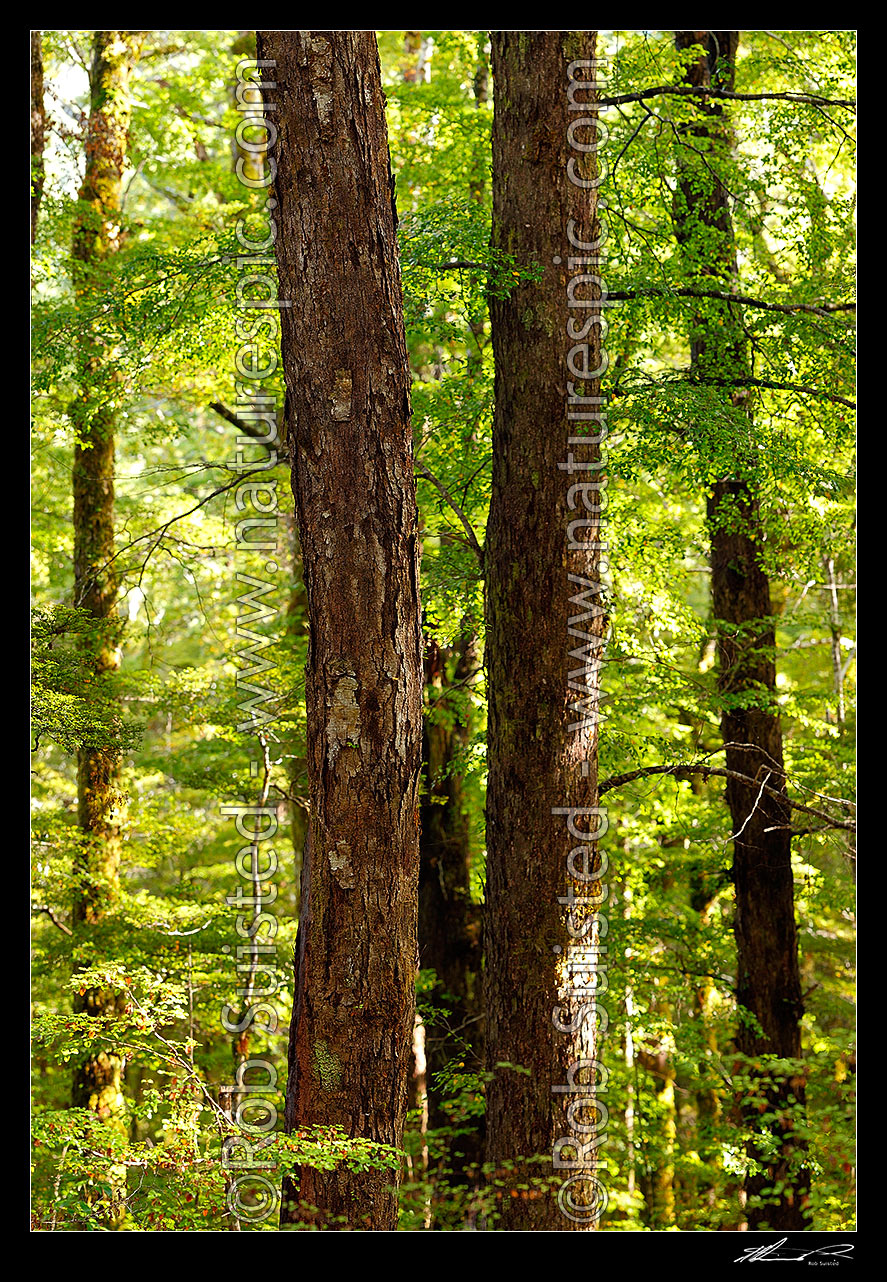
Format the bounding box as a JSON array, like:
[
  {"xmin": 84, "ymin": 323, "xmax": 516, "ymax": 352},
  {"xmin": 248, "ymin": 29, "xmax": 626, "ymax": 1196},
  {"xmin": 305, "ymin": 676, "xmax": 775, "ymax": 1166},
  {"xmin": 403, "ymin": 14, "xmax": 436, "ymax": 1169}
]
[
  {"xmin": 673, "ymin": 30, "xmax": 809, "ymax": 1230},
  {"xmin": 70, "ymin": 31, "xmax": 141, "ymax": 1130},
  {"xmin": 484, "ymin": 32, "xmax": 605, "ymax": 1230},
  {"xmin": 31, "ymin": 31, "xmax": 45, "ymax": 244},
  {"xmin": 258, "ymin": 30, "xmax": 423, "ymax": 1232}
]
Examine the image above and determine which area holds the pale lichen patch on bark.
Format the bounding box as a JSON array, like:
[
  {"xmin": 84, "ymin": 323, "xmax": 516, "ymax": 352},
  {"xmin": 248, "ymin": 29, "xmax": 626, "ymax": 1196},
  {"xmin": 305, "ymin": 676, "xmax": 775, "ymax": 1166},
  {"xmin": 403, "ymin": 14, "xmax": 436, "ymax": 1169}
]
[
  {"xmin": 330, "ymin": 370, "xmax": 353, "ymax": 421},
  {"xmin": 307, "ymin": 35, "xmax": 334, "ymax": 125},
  {"xmin": 328, "ymin": 841, "xmax": 356, "ymax": 890},
  {"xmin": 326, "ymin": 675, "xmax": 361, "ymax": 764}
]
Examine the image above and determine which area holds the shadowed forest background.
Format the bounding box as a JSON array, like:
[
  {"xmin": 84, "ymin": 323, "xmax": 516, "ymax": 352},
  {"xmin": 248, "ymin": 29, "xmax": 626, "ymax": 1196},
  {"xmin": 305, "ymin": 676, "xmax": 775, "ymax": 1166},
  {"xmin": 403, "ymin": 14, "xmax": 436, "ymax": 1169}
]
[{"xmin": 30, "ymin": 29, "xmax": 855, "ymax": 1233}]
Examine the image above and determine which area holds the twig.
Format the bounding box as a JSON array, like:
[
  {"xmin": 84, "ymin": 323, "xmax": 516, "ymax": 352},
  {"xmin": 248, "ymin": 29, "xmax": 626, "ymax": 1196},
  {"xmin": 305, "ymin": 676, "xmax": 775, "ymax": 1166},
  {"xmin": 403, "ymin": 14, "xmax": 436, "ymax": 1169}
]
[
  {"xmin": 31, "ymin": 904, "xmax": 72, "ymax": 935},
  {"xmin": 598, "ymin": 761, "xmax": 855, "ymax": 831},
  {"xmin": 415, "ymin": 464, "xmax": 485, "ymax": 569},
  {"xmin": 597, "ymin": 85, "xmax": 855, "ymax": 111},
  {"xmin": 608, "ymin": 286, "xmax": 855, "ymax": 319}
]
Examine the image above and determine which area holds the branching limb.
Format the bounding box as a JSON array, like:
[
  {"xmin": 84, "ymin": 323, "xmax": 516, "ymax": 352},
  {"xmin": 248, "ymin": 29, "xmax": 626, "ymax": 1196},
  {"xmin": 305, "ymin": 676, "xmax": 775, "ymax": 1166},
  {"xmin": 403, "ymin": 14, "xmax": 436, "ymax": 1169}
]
[
  {"xmin": 598, "ymin": 761, "xmax": 855, "ymax": 831},
  {"xmin": 597, "ymin": 85, "xmax": 855, "ymax": 110},
  {"xmin": 608, "ymin": 286, "xmax": 855, "ymax": 319},
  {"xmin": 31, "ymin": 904, "xmax": 72, "ymax": 935},
  {"xmin": 415, "ymin": 464, "xmax": 485, "ymax": 570}
]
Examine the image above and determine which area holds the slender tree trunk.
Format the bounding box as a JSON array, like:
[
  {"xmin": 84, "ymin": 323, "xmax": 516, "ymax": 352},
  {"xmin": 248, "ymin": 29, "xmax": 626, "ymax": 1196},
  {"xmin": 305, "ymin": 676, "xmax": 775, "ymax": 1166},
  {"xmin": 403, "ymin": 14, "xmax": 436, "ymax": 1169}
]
[
  {"xmin": 284, "ymin": 511, "xmax": 309, "ymax": 908},
  {"xmin": 419, "ymin": 634, "xmax": 483, "ymax": 1167},
  {"xmin": 66, "ymin": 33, "xmax": 141, "ymax": 1232},
  {"xmin": 70, "ymin": 32, "xmax": 141, "ymax": 1133},
  {"xmin": 467, "ymin": 40, "xmax": 490, "ymax": 375},
  {"xmin": 636, "ymin": 1044, "xmax": 676, "ymax": 1227},
  {"xmin": 673, "ymin": 30, "xmax": 809, "ymax": 1230},
  {"xmin": 484, "ymin": 31, "xmax": 605, "ymax": 1231},
  {"xmin": 399, "ymin": 39, "xmax": 486, "ymax": 1200},
  {"xmin": 824, "ymin": 555, "xmax": 846, "ymax": 725},
  {"xmin": 258, "ymin": 30, "xmax": 423, "ymax": 1232},
  {"xmin": 419, "ymin": 634, "xmax": 481, "ymax": 1045},
  {"xmin": 690, "ymin": 871, "xmax": 725, "ymax": 1171},
  {"xmin": 31, "ymin": 31, "xmax": 45, "ymax": 244},
  {"xmin": 402, "ymin": 31, "xmax": 433, "ymax": 86},
  {"xmin": 229, "ymin": 31, "xmax": 266, "ymax": 185}
]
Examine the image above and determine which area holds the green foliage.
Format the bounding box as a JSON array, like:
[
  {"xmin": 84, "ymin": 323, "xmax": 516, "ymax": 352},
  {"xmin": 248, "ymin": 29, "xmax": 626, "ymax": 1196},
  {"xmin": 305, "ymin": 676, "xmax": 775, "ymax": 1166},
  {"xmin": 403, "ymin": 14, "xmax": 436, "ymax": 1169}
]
[{"xmin": 31, "ymin": 29, "xmax": 854, "ymax": 1232}]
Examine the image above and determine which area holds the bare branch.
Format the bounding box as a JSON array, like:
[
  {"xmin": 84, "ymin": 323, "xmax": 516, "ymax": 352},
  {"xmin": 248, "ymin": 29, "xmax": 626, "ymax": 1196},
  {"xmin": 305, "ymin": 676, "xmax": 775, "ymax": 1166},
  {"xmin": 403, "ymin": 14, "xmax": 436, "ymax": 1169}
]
[
  {"xmin": 700, "ymin": 375, "xmax": 855, "ymax": 410},
  {"xmin": 597, "ymin": 85, "xmax": 855, "ymax": 111},
  {"xmin": 77, "ymin": 470, "xmax": 262, "ymax": 605},
  {"xmin": 608, "ymin": 286, "xmax": 856, "ymax": 320},
  {"xmin": 615, "ymin": 372, "xmax": 855, "ymax": 411},
  {"xmin": 415, "ymin": 464, "xmax": 485, "ymax": 570},
  {"xmin": 598, "ymin": 761, "xmax": 855, "ymax": 831},
  {"xmin": 412, "ymin": 259, "xmax": 488, "ymax": 272},
  {"xmin": 208, "ymin": 400, "xmax": 287, "ymax": 448},
  {"xmin": 31, "ymin": 905, "xmax": 72, "ymax": 935}
]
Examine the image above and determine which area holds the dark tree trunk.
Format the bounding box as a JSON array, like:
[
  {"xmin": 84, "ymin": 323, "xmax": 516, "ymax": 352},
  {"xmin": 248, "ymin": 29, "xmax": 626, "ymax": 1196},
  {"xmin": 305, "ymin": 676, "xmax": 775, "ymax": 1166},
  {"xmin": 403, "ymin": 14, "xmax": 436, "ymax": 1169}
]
[
  {"xmin": 258, "ymin": 30, "xmax": 423, "ymax": 1232},
  {"xmin": 673, "ymin": 30, "xmax": 809, "ymax": 1230},
  {"xmin": 484, "ymin": 31, "xmax": 605, "ymax": 1231},
  {"xmin": 419, "ymin": 633, "xmax": 483, "ymax": 1168},
  {"xmin": 70, "ymin": 31, "xmax": 141, "ymax": 1129},
  {"xmin": 401, "ymin": 41, "xmax": 485, "ymax": 1195},
  {"xmin": 31, "ymin": 31, "xmax": 45, "ymax": 244}
]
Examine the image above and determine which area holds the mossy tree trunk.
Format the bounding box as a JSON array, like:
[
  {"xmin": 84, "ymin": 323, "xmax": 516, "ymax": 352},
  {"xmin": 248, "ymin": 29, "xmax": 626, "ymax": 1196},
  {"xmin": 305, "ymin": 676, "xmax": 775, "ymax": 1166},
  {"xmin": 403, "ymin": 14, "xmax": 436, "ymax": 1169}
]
[
  {"xmin": 70, "ymin": 31, "xmax": 141, "ymax": 1131},
  {"xmin": 30, "ymin": 31, "xmax": 45, "ymax": 245}
]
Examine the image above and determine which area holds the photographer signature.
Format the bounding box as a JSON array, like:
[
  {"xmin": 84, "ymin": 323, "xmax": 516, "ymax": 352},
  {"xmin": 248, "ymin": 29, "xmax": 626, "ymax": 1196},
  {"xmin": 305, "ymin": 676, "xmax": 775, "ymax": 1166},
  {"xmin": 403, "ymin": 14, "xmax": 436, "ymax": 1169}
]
[{"xmin": 735, "ymin": 1239, "xmax": 854, "ymax": 1264}]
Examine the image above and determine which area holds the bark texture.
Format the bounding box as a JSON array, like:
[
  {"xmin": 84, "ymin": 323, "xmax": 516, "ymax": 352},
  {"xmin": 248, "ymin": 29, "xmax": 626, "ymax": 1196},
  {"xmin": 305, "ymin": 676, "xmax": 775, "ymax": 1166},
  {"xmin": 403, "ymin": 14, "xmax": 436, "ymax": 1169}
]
[
  {"xmin": 673, "ymin": 30, "xmax": 809, "ymax": 1230},
  {"xmin": 258, "ymin": 30, "xmax": 423, "ymax": 1232},
  {"xmin": 70, "ymin": 30, "xmax": 141, "ymax": 1126},
  {"xmin": 484, "ymin": 32, "xmax": 605, "ymax": 1230},
  {"xmin": 31, "ymin": 31, "xmax": 45, "ymax": 244}
]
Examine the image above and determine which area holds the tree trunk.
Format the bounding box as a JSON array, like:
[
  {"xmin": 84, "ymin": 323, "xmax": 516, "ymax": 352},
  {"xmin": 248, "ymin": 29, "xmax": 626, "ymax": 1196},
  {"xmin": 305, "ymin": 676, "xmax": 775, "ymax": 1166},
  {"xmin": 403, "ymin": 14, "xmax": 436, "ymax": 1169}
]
[
  {"xmin": 673, "ymin": 30, "xmax": 809, "ymax": 1230},
  {"xmin": 70, "ymin": 31, "xmax": 141, "ymax": 1132},
  {"xmin": 636, "ymin": 1043, "xmax": 676, "ymax": 1227},
  {"xmin": 258, "ymin": 30, "xmax": 423, "ymax": 1232},
  {"xmin": 484, "ymin": 31, "xmax": 605, "ymax": 1231},
  {"xmin": 402, "ymin": 31, "xmax": 433, "ymax": 86},
  {"xmin": 31, "ymin": 31, "xmax": 45, "ymax": 244},
  {"xmin": 398, "ymin": 38, "xmax": 484, "ymax": 1196},
  {"xmin": 419, "ymin": 633, "xmax": 483, "ymax": 1176}
]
